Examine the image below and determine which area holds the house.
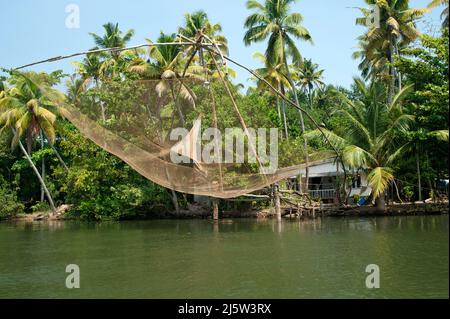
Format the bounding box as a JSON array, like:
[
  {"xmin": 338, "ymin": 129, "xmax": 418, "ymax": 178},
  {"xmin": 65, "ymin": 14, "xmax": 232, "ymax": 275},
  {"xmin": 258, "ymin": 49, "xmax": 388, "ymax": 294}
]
[{"xmin": 291, "ymin": 157, "xmax": 372, "ymax": 204}]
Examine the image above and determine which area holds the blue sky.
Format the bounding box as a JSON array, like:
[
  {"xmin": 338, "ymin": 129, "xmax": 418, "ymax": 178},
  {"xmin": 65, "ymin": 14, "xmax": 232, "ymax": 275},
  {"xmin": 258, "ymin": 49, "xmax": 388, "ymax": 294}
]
[{"xmin": 0, "ymin": 0, "xmax": 443, "ymax": 89}]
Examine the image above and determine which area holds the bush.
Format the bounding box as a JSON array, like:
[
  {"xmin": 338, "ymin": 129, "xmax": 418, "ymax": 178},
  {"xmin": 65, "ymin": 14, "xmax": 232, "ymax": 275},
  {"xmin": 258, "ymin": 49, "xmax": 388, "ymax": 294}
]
[
  {"xmin": 0, "ymin": 178, "xmax": 24, "ymax": 220},
  {"xmin": 31, "ymin": 201, "xmax": 50, "ymax": 213}
]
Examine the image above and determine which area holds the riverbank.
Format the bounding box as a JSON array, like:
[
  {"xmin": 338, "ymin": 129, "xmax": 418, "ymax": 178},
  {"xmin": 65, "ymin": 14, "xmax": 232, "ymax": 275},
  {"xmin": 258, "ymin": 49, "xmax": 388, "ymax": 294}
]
[{"xmin": 6, "ymin": 201, "xmax": 448, "ymax": 222}]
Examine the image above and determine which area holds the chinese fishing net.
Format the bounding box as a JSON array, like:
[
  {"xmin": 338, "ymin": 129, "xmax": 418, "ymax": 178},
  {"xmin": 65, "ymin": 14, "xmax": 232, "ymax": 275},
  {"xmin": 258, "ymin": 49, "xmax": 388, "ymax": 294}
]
[{"xmin": 40, "ymin": 60, "xmax": 330, "ymax": 199}]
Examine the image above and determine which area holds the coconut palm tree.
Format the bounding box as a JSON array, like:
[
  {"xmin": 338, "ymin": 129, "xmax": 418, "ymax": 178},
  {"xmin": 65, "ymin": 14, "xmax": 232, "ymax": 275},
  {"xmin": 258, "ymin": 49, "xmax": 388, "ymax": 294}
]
[
  {"xmin": 356, "ymin": 0, "xmax": 428, "ymax": 100},
  {"xmin": 177, "ymin": 10, "xmax": 236, "ymax": 84},
  {"xmin": 243, "ymin": 0, "xmax": 312, "ymax": 190},
  {"xmin": 428, "ymin": 0, "xmax": 449, "ymax": 28},
  {"xmin": 89, "ymin": 22, "xmax": 135, "ymax": 61},
  {"xmin": 178, "ymin": 10, "xmax": 229, "ymax": 55},
  {"xmin": 74, "ymin": 52, "xmax": 110, "ymax": 120},
  {"xmin": 306, "ymin": 78, "xmax": 415, "ymax": 211},
  {"xmin": 295, "ymin": 59, "xmax": 324, "ymax": 107},
  {"xmin": 0, "ymin": 72, "xmax": 59, "ymax": 213},
  {"xmin": 353, "ymin": 35, "xmax": 390, "ymax": 82},
  {"xmin": 129, "ymin": 32, "xmax": 200, "ymax": 127},
  {"xmin": 252, "ymin": 52, "xmax": 291, "ymax": 138}
]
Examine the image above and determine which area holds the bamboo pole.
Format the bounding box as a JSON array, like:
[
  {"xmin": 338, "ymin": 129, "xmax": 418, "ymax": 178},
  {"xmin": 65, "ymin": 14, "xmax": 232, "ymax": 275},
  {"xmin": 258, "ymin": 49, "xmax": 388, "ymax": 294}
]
[{"xmin": 13, "ymin": 42, "xmax": 218, "ymax": 71}]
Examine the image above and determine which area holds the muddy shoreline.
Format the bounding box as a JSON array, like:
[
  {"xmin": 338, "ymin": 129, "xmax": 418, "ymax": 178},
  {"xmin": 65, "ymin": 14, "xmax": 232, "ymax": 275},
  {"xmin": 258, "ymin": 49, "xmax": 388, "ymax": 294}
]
[{"xmin": 6, "ymin": 201, "xmax": 448, "ymax": 222}]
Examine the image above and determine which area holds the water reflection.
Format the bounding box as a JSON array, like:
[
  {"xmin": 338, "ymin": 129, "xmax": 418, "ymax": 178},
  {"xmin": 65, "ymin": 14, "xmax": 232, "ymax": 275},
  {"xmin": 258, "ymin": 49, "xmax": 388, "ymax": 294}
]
[{"xmin": 0, "ymin": 215, "xmax": 448, "ymax": 298}]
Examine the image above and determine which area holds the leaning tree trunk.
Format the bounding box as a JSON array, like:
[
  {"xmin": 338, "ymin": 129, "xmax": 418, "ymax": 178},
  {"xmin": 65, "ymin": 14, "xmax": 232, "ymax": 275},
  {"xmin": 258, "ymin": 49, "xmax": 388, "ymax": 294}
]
[
  {"xmin": 283, "ymin": 56, "xmax": 310, "ymax": 192},
  {"xmin": 17, "ymin": 136, "xmax": 56, "ymax": 213},
  {"xmin": 276, "ymin": 84, "xmax": 283, "ymax": 138},
  {"xmin": 280, "ymin": 84, "xmax": 289, "ymax": 140},
  {"xmin": 50, "ymin": 143, "xmax": 69, "ymax": 172},
  {"xmin": 40, "ymin": 131, "xmax": 69, "ymax": 172}
]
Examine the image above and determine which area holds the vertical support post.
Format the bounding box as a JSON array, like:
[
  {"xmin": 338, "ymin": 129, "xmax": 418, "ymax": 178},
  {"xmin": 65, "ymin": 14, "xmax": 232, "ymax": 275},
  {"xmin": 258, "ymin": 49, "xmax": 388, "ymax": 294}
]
[
  {"xmin": 274, "ymin": 183, "xmax": 281, "ymax": 221},
  {"xmin": 213, "ymin": 198, "xmax": 219, "ymax": 221}
]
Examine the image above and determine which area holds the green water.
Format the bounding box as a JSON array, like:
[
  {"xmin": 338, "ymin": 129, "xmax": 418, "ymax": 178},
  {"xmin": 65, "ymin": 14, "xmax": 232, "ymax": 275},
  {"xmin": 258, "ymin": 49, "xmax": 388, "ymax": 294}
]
[{"xmin": 0, "ymin": 215, "xmax": 448, "ymax": 298}]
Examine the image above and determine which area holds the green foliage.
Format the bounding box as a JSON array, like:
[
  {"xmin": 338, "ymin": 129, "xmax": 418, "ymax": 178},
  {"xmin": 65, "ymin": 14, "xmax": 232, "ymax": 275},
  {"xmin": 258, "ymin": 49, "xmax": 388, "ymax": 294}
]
[
  {"xmin": 31, "ymin": 201, "xmax": 50, "ymax": 213},
  {"xmin": 403, "ymin": 185, "xmax": 414, "ymax": 201},
  {"xmin": 52, "ymin": 121, "xmax": 172, "ymax": 220},
  {"xmin": 0, "ymin": 176, "xmax": 24, "ymax": 219}
]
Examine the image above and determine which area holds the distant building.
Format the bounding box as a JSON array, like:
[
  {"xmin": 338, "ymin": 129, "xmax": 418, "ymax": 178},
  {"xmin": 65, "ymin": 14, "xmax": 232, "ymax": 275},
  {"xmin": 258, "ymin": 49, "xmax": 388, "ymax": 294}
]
[{"xmin": 292, "ymin": 157, "xmax": 372, "ymax": 204}]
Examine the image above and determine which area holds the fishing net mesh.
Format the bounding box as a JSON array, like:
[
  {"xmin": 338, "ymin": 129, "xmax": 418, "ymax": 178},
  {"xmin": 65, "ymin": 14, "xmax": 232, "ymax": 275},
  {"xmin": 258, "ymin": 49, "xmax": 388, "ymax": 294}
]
[{"xmin": 42, "ymin": 78, "xmax": 326, "ymax": 199}]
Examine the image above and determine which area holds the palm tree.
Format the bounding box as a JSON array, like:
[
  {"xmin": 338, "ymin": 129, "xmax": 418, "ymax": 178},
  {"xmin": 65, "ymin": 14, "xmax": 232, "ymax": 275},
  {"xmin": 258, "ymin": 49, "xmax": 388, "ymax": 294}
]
[
  {"xmin": 89, "ymin": 22, "xmax": 135, "ymax": 61},
  {"xmin": 353, "ymin": 35, "xmax": 390, "ymax": 82},
  {"xmin": 306, "ymin": 78, "xmax": 415, "ymax": 211},
  {"xmin": 177, "ymin": 10, "xmax": 236, "ymax": 84},
  {"xmin": 178, "ymin": 10, "xmax": 229, "ymax": 55},
  {"xmin": 428, "ymin": 0, "xmax": 449, "ymax": 28},
  {"xmin": 243, "ymin": 0, "xmax": 312, "ymax": 191},
  {"xmin": 295, "ymin": 59, "xmax": 324, "ymax": 107},
  {"xmin": 129, "ymin": 32, "xmax": 199, "ymax": 127},
  {"xmin": 252, "ymin": 52, "xmax": 291, "ymax": 138},
  {"xmin": 0, "ymin": 72, "xmax": 59, "ymax": 213},
  {"xmin": 356, "ymin": 0, "xmax": 428, "ymax": 100}
]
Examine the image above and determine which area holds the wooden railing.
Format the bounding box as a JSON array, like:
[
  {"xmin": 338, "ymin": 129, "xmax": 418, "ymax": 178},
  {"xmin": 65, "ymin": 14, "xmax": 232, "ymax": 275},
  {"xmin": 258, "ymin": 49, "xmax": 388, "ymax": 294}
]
[{"xmin": 308, "ymin": 189, "xmax": 336, "ymax": 200}]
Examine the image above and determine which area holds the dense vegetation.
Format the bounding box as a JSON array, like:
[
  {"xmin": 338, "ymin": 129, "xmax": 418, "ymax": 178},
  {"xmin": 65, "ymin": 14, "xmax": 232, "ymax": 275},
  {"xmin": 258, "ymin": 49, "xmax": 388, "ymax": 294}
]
[{"xmin": 0, "ymin": 0, "xmax": 448, "ymax": 220}]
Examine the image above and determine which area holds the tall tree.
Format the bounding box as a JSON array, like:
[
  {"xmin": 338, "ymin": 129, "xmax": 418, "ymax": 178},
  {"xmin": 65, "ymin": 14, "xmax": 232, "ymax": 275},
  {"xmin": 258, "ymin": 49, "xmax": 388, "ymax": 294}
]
[
  {"xmin": 395, "ymin": 29, "xmax": 449, "ymax": 200},
  {"xmin": 243, "ymin": 0, "xmax": 312, "ymax": 190},
  {"xmin": 178, "ymin": 10, "xmax": 229, "ymax": 54},
  {"xmin": 355, "ymin": 0, "xmax": 428, "ymax": 100},
  {"xmin": 252, "ymin": 52, "xmax": 291, "ymax": 138},
  {"xmin": 295, "ymin": 59, "xmax": 324, "ymax": 107},
  {"xmin": 128, "ymin": 32, "xmax": 200, "ymax": 127},
  {"xmin": 0, "ymin": 72, "xmax": 60, "ymax": 213},
  {"xmin": 89, "ymin": 22, "xmax": 135, "ymax": 60}
]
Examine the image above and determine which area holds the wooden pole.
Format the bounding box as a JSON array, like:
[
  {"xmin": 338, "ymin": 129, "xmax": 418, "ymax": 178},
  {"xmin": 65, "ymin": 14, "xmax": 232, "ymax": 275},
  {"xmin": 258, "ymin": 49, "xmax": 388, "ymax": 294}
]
[
  {"xmin": 212, "ymin": 198, "xmax": 219, "ymax": 221},
  {"xmin": 274, "ymin": 183, "xmax": 281, "ymax": 221}
]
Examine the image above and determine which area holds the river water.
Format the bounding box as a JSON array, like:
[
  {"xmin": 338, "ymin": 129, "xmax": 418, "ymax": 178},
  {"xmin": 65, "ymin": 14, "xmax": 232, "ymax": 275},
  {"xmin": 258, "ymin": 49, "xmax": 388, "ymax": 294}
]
[{"xmin": 0, "ymin": 215, "xmax": 448, "ymax": 298}]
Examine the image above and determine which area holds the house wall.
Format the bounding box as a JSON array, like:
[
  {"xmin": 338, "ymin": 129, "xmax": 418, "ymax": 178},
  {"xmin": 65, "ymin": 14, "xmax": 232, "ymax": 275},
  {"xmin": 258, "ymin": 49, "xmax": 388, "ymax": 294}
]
[{"xmin": 296, "ymin": 158, "xmax": 373, "ymax": 199}]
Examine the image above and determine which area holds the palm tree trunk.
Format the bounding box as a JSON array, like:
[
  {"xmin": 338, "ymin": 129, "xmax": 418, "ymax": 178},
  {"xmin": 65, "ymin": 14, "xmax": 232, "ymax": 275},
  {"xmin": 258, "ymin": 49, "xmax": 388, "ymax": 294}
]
[
  {"xmin": 40, "ymin": 131, "xmax": 45, "ymax": 202},
  {"xmin": 40, "ymin": 131, "xmax": 69, "ymax": 172},
  {"xmin": 416, "ymin": 143, "xmax": 423, "ymax": 202},
  {"xmin": 388, "ymin": 35, "xmax": 396, "ymax": 103},
  {"xmin": 170, "ymin": 84, "xmax": 185, "ymax": 127},
  {"xmin": 280, "ymin": 85, "xmax": 289, "ymax": 139},
  {"xmin": 17, "ymin": 134, "xmax": 56, "ymax": 213},
  {"xmin": 283, "ymin": 57, "xmax": 309, "ymax": 192},
  {"xmin": 375, "ymin": 193, "xmax": 386, "ymax": 212},
  {"xmin": 95, "ymin": 80, "xmax": 106, "ymax": 122},
  {"xmin": 395, "ymin": 43, "xmax": 402, "ymax": 91},
  {"xmin": 51, "ymin": 144, "xmax": 69, "ymax": 172}
]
